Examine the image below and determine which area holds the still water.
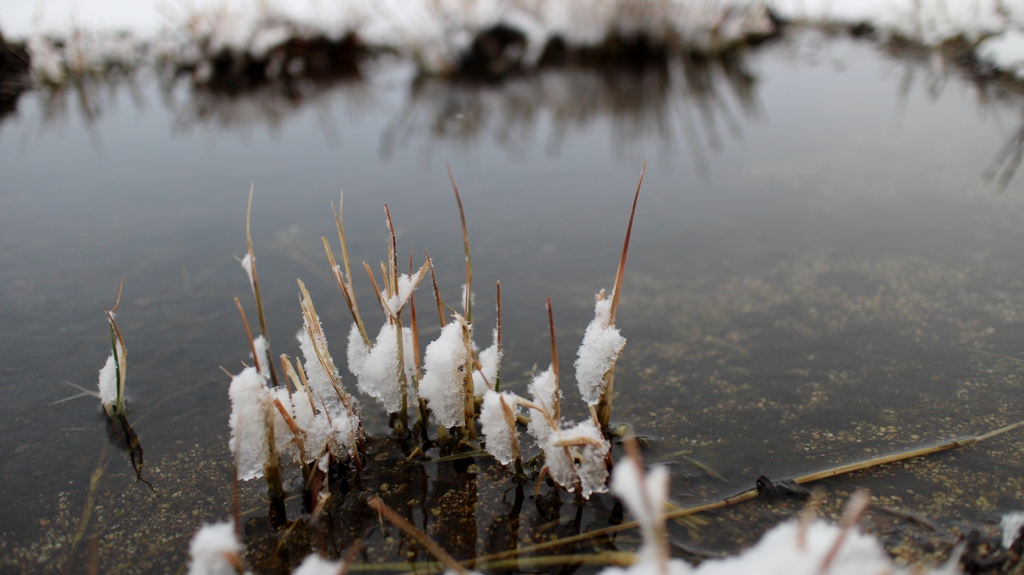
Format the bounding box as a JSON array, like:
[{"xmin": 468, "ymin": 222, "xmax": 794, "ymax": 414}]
[{"xmin": 2, "ymin": 30, "xmax": 1024, "ymax": 573}]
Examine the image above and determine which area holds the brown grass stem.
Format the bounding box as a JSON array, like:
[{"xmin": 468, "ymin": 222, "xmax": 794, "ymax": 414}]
[
  {"xmin": 246, "ymin": 185, "xmax": 280, "ymax": 388},
  {"xmin": 597, "ymin": 162, "xmax": 645, "ymax": 431},
  {"xmin": 367, "ymin": 496, "xmax": 468, "ymax": 575},
  {"xmin": 234, "ymin": 298, "xmax": 261, "ymax": 375},
  {"xmin": 324, "ymin": 238, "xmax": 371, "ymax": 347},
  {"xmin": 63, "ymin": 442, "xmax": 110, "ymax": 575},
  {"xmin": 332, "ymin": 193, "xmax": 366, "ymax": 332},
  {"xmin": 425, "ymin": 251, "xmax": 446, "ymax": 327},
  {"xmin": 495, "ymin": 281, "xmax": 502, "ymax": 391},
  {"xmin": 546, "ymin": 297, "xmax": 560, "ymax": 421},
  {"xmin": 447, "ymin": 164, "xmax": 472, "ymax": 321}
]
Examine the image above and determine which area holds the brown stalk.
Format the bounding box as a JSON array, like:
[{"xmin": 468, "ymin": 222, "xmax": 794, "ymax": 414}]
[
  {"xmin": 385, "ymin": 205, "xmax": 399, "ymax": 299},
  {"xmin": 297, "ymin": 279, "xmax": 356, "ymax": 414},
  {"xmin": 367, "ymin": 497, "xmax": 468, "ymax": 575},
  {"xmin": 447, "ymin": 164, "xmax": 472, "ymax": 321},
  {"xmin": 499, "ymin": 394, "xmax": 523, "ymax": 472},
  {"xmin": 104, "ymin": 277, "xmax": 127, "ymax": 417},
  {"xmin": 263, "ymin": 400, "xmax": 287, "ymax": 525},
  {"xmin": 363, "ymin": 262, "xmax": 394, "ymax": 319},
  {"xmin": 282, "ymin": 355, "xmax": 318, "ymax": 416},
  {"xmin": 458, "ymin": 316, "xmax": 477, "ymax": 440},
  {"xmin": 245, "ymin": 185, "xmax": 280, "ymax": 388},
  {"xmin": 597, "ymin": 162, "xmax": 645, "ymax": 431},
  {"xmin": 324, "ymin": 238, "xmax": 371, "ymax": 347},
  {"xmin": 272, "ymin": 397, "xmax": 308, "ymax": 464},
  {"xmin": 495, "ymin": 281, "xmax": 502, "ymax": 391},
  {"xmin": 104, "ymin": 307, "xmax": 128, "ymax": 416},
  {"xmin": 410, "ymin": 251, "xmax": 429, "ymax": 429},
  {"xmin": 609, "ymin": 162, "xmax": 645, "ymax": 323},
  {"xmin": 394, "ymin": 311, "xmax": 410, "ymax": 431},
  {"xmin": 234, "ymin": 298, "xmax": 261, "ymax": 375},
  {"xmin": 426, "ymin": 251, "xmax": 446, "ymax": 327},
  {"xmin": 332, "ymin": 192, "xmax": 368, "ymax": 333},
  {"xmin": 546, "ymin": 298, "xmax": 560, "ymax": 421},
  {"xmin": 409, "ymin": 251, "xmax": 422, "ymax": 380}
]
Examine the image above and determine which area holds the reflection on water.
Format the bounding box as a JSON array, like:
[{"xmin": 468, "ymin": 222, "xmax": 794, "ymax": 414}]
[
  {"xmin": 380, "ymin": 54, "xmax": 760, "ymax": 169},
  {"xmin": 5, "ymin": 29, "xmax": 1024, "ymax": 573}
]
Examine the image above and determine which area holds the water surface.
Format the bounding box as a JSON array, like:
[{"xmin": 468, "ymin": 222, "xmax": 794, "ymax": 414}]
[{"xmin": 2, "ymin": 30, "xmax": 1024, "ymax": 573}]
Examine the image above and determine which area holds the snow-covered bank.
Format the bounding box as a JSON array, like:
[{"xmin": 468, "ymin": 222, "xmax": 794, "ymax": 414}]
[{"xmin": 4, "ymin": 0, "xmax": 1023, "ymax": 86}]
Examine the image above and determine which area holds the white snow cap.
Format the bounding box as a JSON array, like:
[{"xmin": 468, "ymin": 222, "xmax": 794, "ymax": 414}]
[
  {"xmin": 240, "ymin": 253, "xmax": 255, "ymax": 294},
  {"xmin": 347, "ymin": 322, "xmax": 418, "ymax": 414},
  {"xmin": 98, "ymin": 352, "xmax": 118, "ymax": 410},
  {"xmin": 228, "ymin": 366, "xmax": 271, "ymax": 481},
  {"xmin": 379, "ymin": 270, "xmax": 427, "ymax": 316},
  {"xmin": 611, "ymin": 457, "xmax": 670, "ymax": 568},
  {"xmin": 544, "ymin": 419, "xmax": 610, "ymax": 499},
  {"xmin": 480, "ymin": 390, "xmax": 521, "ymax": 466},
  {"xmin": 252, "ymin": 335, "xmax": 271, "ymax": 379},
  {"xmin": 1003, "ymin": 511, "xmax": 1024, "ymax": 549},
  {"xmin": 526, "ymin": 366, "xmax": 559, "ymax": 444},
  {"xmin": 472, "ymin": 329, "xmax": 502, "ymax": 397},
  {"xmin": 575, "ymin": 294, "xmax": 626, "ymax": 405},
  {"xmin": 293, "ymin": 554, "xmax": 345, "ymax": 575},
  {"xmin": 187, "ymin": 522, "xmax": 243, "ymax": 575},
  {"xmin": 419, "ymin": 318, "xmax": 472, "ymax": 428}
]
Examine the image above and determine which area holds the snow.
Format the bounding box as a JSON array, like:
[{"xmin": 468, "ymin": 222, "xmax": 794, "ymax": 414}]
[
  {"xmin": 252, "ymin": 335, "xmax": 272, "ymax": 379},
  {"xmin": 525, "ymin": 366, "xmax": 559, "ymax": 444},
  {"xmin": 419, "ymin": 318, "xmax": 473, "ymax": 428},
  {"xmin": 289, "ymin": 388, "xmax": 330, "ymax": 463},
  {"xmin": 980, "ymin": 30, "xmax": 1024, "ymax": 77},
  {"xmin": 575, "ymin": 295, "xmax": 626, "ymax": 405},
  {"xmin": 347, "ymin": 323, "xmax": 418, "ymax": 414},
  {"xmin": 480, "ymin": 390, "xmax": 521, "ymax": 465},
  {"xmin": 228, "ymin": 366, "xmax": 271, "ymax": 481},
  {"xmin": 6, "ymin": 0, "xmax": 1024, "ymax": 79},
  {"xmin": 604, "ymin": 457, "xmax": 960, "ymax": 575},
  {"xmin": 543, "ymin": 419, "xmax": 610, "ymax": 499},
  {"xmin": 240, "ymin": 253, "xmax": 255, "ymax": 295},
  {"xmin": 472, "ymin": 329, "xmax": 501, "ymax": 396},
  {"xmin": 771, "ymin": 0, "xmax": 1012, "ymax": 45},
  {"xmin": 297, "ymin": 325, "xmax": 352, "ymax": 436},
  {"xmin": 293, "ymin": 554, "xmax": 344, "ymax": 575},
  {"xmin": 97, "ymin": 352, "xmax": 118, "ymax": 411},
  {"xmin": 610, "ymin": 458, "xmax": 670, "ymax": 568},
  {"xmin": 187, "ymin": 521, "xmax": 243, "ymax": 575},
  {"xmin": 379, "ymin": 270, "xmax": 427, "ymax": 316},
  {"xmin": 687, "ymin": 518, "xmax": 958, "ymax": 575},
  {"xmin": 1003, "ymin": 511, "xmax": 1024, "ymax": 549}
]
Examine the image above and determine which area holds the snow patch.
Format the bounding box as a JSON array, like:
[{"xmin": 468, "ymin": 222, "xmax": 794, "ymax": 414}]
[
  {"xmin": 480, "ymin": 390, "xmax": 521, "ymax": 465},
  {"xmin": 187, "ymin": 521, "xmax": 244, "ymax": 575},
  {"xmin": 575, "ymin": 295, "xmax": 626, "ymax": 405},
  {"xmin": 419, "ymin": 319, "xmax": 472, "ymax": 428}
]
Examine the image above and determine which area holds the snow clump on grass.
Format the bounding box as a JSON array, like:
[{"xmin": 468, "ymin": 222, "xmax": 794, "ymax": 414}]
[
  {"xmin": 228, "ymin": 366, "xmax": 272, "ymax": 481},
  {"xmin": 472, "ymin": 328, "xmax": 501, "ymax": 397},
  {"xmin": 97, "ymin": 352, "xmax": 119, "ymax": 412},
  {"xmin": 419, "ymin": 318, "xmax": 472, "ymax": 428},
  {"xmin": 347, "ymin": 322, "xmax": 418, "ymax": 414},
  {"xmin": 525, "ymin": 366, "xmax": 559, "ymax": 444},
  {"xmin": 1003, "ymin": 511, "xmax": 1024, "ymax": 549},
  {"xmin": 575, "ymin": 293, "xmax": 626, "ymax": 405},
  {"xmin": 252, "ymin": 334, "xmax": 271, "ymax": 379},
  {"xmin": 187, "ymin": 521, "xmax": 245, "ymax": 575},
  {"xmin": 543, "ymin": 419, "xmax": 610, "ymax": 499},
  {"xmin": 293, "ymin": 554, "xmax": 345, "ymax": 575},
  {"xmin": 480, "ymin": 390, "xmax": 521, "ymax": 466}
]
